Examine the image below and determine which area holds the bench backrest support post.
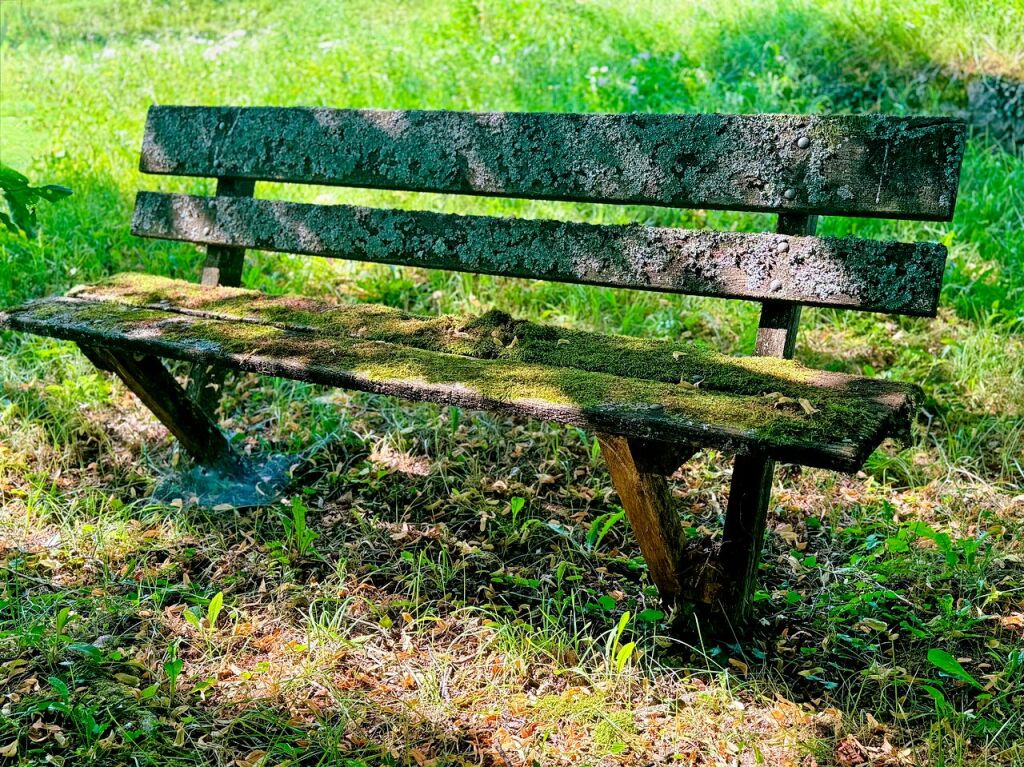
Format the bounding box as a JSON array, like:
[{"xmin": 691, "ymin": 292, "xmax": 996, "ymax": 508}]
[
  {"xmin": 199, "ymin": 177, "xmax": 255, "ymax": 287},
  {"xmin": 186, "ymin": 176, "xmax": 255, "ymax": 413},
  {"xmin": 714, "ymin": 212, "xmax": 818, "ymax": 633},
  {"xmin": 753, "ymin": 213, "xmax": 819, "ymax": 358}
]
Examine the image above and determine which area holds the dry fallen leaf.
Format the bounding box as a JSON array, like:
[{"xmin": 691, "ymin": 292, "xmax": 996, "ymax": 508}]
[
  {"xmin": 728, "ymin": 657, "xmax": 749, "ymax": 675},
  {"xmin": 836, "ymin": 735, "xmax": 868, "ymax": 767},
  {"xmin": 236, "ymin": 749, "xmax": 267, "ymax": 767},
  {"xmin": 798, "ymin": 398, "xmax": 818, "ymax": 415},
  {"xmin": 999, "ymin": 613, "xmax": 1024, "ymax": 630}
]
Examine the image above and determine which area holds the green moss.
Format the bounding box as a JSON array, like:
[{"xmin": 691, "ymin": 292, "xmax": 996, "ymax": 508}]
[
  {"xmin": 72, "ymin": 274, "xmax": 913, "ymax": 400},
  {"xmin": 809, "ymin": 119, "xmax": 843, "ymax": 146},
  {"xmin": 21, "ymin": 299, "xmax": 171, "ymax": 327}
]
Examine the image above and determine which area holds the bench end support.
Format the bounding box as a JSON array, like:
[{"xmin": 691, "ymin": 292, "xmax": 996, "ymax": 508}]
[
  {"xmin": 79, "ymin": 345, "xmax": 248, "ymax": 479},
  {"xmin": 599, "ymin": 434, "xmax": 695, "ymax": 604}
]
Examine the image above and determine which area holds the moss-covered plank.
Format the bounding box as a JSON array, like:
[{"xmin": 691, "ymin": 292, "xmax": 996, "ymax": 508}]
[
  {"xmin": 140, "ymin": 107, "xmax": 965, "ymax": 220},
  {"xmin": 132, "ymin": 192, "xmax": 947, "ymax": 316},
  {"xmin": 64, "ymin": 274, "xmax": 917, "ymax": 405},
  {"xmin": 2, "ymin": 278, "xmax": 918, "ymax": 472}
]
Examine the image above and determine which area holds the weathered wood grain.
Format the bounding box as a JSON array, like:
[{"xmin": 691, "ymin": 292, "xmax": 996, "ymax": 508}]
[
  {"xmin": 599, "ymin": 434, "xmax": 692, "ymax": 603},
  {"xmin": 131, "ymin": 192, "xmax": 948, "ymax": 315},
  {"xmin": 139, "ymin": 106, "xmax": 966, "ymax": 220},
  {"xmin": 0, "ymin": 289, "xmax": 918, "ymax": 472}
]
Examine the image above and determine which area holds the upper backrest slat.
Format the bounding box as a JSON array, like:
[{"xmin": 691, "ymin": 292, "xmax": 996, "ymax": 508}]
[
  {"xmin": 131, "ymin": 192, "xmax": 947, "ymax": 316},
  {"xmin": 140, "ymin": 106, "xmax": 966, "ymax": 221}
]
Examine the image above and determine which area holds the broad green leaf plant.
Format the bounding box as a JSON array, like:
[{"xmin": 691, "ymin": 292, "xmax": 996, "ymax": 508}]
[{"xmin": 0, "ymin": 163, "xmax": 72, "ymax": 237}]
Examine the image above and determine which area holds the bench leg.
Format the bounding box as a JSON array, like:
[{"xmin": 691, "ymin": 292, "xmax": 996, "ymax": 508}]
[
  {"xmin": 79, "ymin": 345, "xmax": 247, "ymax": 478},
  {"xmin": 699, "ymin": 215, "xmax": 816, "ymax": 634},
  {"xmin": 598, "ymin": 434, "xmax": 694, "ymax": 603},
  {"xmin": 710, "ymin": 451, "xmax": 775, "ymax": 634},
  {"xmin": 186, "ymin": 362, "xmax": 229, "ymax": 416}
]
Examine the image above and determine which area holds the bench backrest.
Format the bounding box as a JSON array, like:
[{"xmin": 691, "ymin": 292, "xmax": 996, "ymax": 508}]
[{"xmin": 130, "ymin": 107, "xmax": 966, "ymax": 355}]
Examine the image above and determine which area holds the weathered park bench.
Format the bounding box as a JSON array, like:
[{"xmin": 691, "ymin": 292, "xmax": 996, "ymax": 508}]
[{"xmin": 0, "ymin": 107, "xmax": 965, "ymax": 633}]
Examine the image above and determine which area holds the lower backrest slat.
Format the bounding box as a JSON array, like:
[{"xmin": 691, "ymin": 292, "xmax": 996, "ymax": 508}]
[{"xmin": 132, "ymin": 191, "xmax": 947, "ymax": 316}]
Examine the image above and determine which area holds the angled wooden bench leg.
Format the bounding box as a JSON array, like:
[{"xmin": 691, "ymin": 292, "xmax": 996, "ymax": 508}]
[
  {"xmin": 79, "ymin": 345, "xmax": 247, "ymax": 478},
  {"xmin": 186, "ymin": 362, "xmax": 229, "ymax": 416},
  {"xmin": 598, "ymin": 434, "xmax": 695, "ymax": 603}
]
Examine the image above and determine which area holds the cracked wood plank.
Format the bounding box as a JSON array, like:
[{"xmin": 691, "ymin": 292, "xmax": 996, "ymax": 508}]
[
  {"xmin": 139, "ymin": 107, "xmax": 966, "ymax": 220},
  {"xmin": 131, "ymin": 192, "xmax": 948, "ymax": 316}
]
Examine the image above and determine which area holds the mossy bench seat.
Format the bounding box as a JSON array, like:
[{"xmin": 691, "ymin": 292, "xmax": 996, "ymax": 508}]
[
  {"xmin": 0, "ymin": 106, "xmax": 966, "ymax": 635},
  {"xmin": 1, "ymin": 273, "xmax": 919, "ymax": 473}
]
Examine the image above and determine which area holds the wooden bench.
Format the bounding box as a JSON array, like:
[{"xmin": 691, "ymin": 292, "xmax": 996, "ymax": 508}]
[{"xmin": 0, "ymin": 106, "xmax": 966, "ymax": 634}]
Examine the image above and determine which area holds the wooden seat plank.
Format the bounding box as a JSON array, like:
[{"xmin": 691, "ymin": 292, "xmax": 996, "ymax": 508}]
[
  {"xmin": 131, "ymin": 192, "xmax": 947, "ymax": 316},
  {"xmin": 61, "ymin": 274, "xmax": 915, "ymax": 401},
  {"xmin": 139, "ymin": 106, "xmax": 966, "ymax": 220},
  {"xmin": 1, "ymin": 275, "xmax": 919, "ymax": 473}
]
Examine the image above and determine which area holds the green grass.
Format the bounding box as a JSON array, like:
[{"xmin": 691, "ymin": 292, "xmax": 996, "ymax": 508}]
[{"xmin": 1, "ymin": 0, "xmax": 1023, "ymax": 764}]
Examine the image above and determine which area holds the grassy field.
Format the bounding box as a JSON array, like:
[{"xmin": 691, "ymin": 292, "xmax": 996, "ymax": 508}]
[{"xmin": 1, "ymin": 0, "xmax": 1023, "ymax": 764}]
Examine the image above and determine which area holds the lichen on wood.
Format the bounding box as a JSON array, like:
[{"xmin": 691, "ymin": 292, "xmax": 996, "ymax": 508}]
[
  {"xmin": 131, "ymin": 192, "xmax": 947, "ymax": 315},
  {"xmin": 2, "ymin": 274, "xmax": 922, "ymax": 472},
  {"xmin": 139, "ymin": 106, "xmax": 966, "ymax": 220}
]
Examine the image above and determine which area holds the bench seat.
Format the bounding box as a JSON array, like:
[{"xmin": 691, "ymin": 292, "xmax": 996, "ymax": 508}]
[{"xmin": 1, "ymin": 273, "xmax": 918, "ymax": 473}]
